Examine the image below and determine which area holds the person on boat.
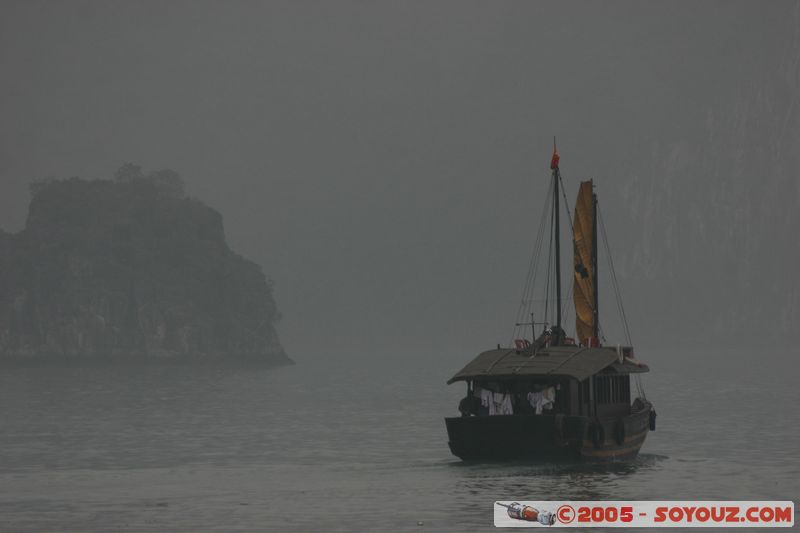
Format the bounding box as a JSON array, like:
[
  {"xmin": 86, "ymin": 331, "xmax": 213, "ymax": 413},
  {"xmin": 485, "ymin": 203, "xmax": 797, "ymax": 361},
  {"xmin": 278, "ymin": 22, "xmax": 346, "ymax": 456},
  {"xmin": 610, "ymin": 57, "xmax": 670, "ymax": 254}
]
[
  {"xmin": 534, "ymin": 325, "xmax": 566, "ymax": 349},
  {"xmin": 458, "ymin": 394, "xmax": 480, "ymax": 417}
]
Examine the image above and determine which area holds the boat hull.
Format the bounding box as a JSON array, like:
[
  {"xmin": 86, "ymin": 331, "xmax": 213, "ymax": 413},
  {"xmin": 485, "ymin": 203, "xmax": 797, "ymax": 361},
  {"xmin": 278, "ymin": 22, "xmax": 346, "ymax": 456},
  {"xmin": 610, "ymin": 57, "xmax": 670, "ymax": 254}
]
[{"xmin": 445, "ymin": 403, "xmax": 652, "ymax": 462}]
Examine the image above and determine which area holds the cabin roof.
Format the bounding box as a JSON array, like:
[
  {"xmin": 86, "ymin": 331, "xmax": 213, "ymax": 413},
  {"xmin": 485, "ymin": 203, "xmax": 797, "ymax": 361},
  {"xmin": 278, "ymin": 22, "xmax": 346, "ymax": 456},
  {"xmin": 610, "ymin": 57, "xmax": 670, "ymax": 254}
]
[{"xmin": 446, "ymin": 345, "xmax": 649, "ymax": 384}]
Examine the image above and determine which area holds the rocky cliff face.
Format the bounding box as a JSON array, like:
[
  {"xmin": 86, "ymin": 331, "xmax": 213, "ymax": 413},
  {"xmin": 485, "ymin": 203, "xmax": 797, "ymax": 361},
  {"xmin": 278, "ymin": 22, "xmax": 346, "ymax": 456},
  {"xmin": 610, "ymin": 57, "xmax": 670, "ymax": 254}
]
[
  {"xmin": 609, "ymin": 30, "xmax": 800, "ymax": 347},
  {"xmin": 0, "ymin": 174, "xmax": 290, "ymax": 363}
]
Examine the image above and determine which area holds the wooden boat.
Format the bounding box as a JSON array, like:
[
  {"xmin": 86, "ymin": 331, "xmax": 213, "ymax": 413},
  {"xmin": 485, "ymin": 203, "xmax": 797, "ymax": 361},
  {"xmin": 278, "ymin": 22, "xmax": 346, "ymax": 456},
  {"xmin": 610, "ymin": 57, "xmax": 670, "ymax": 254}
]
[{"xmin": 445, "ymin": 145, "xmax": 656, "ymax": 461}]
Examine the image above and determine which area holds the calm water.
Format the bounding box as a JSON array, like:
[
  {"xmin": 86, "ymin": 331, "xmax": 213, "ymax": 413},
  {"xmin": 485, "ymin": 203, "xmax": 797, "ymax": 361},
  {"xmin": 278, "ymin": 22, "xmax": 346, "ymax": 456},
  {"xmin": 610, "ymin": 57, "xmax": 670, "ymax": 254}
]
[{"xmin": 0, "ymin": 350, "xmax": 797, "ymax": 532}]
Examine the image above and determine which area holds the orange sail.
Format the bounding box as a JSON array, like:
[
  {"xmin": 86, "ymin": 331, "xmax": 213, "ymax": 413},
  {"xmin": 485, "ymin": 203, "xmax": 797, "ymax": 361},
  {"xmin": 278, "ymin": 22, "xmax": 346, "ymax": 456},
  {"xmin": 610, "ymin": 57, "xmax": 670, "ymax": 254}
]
[{"xmin": 573, "ymin": 180, "xmax": 595, "ymax": 344}]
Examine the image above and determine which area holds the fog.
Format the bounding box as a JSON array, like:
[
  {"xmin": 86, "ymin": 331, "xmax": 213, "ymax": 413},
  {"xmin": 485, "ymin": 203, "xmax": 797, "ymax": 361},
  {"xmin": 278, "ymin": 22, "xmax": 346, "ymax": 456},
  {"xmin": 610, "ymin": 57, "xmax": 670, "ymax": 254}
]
[{"xmin": 1, "ymin": 1, "xmax": 798, "ymax": 364}]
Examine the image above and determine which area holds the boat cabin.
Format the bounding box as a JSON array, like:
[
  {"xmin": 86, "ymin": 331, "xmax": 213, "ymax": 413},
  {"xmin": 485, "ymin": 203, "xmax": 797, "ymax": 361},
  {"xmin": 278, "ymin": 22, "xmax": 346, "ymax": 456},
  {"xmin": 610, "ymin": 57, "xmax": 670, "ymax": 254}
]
[{"xmin": 448, "ymin": 345, "xmax": 649, "ymax": 420}]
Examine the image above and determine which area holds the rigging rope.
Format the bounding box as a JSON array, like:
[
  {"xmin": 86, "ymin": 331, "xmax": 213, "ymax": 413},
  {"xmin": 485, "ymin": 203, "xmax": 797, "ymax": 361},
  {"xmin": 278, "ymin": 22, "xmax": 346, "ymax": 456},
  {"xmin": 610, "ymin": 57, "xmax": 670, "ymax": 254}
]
[
  {"xmin": 543, "ymin": 198, "xmax": 554, "ymax": 328},
  {"xmin": 598, "ymin": 206, "xmax": 645, "ymax": 399},
  {"xmin": 512, "ymin": 167, "xmax": 578, "ymax": 340},
  {"xmin": 561, "ymin": 282, "xmax": 575, "ymax": 333},
  {"xmin": 558, "ymin": 173, "xmax": 576, "ymax": 235},
  {"xmin": 598, "ymin": 207, "xmax": 632, "ymax": 346},
  {"xmin": 510, "ymin": 177, "xmax": 553, "ymax": 344},
  {"xmin": 556, "ymin": 171, "xmax": 576, "ymax": 336}
]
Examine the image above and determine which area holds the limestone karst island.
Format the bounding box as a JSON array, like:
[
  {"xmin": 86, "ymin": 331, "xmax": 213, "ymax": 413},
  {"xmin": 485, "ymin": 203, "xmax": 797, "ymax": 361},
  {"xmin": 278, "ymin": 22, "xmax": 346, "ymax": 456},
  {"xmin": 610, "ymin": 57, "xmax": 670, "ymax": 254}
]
[{"xmin": 0, "ymin": 165, "xmax": 290, "ymax": 365}]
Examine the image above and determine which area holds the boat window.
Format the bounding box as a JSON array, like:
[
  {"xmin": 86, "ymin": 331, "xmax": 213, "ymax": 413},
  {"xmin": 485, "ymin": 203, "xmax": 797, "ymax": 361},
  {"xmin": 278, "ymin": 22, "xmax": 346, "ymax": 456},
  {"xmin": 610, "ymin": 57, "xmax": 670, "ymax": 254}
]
[{"xmin": 595, "ymin": 375, "xmax": 631, "ymax": 404}]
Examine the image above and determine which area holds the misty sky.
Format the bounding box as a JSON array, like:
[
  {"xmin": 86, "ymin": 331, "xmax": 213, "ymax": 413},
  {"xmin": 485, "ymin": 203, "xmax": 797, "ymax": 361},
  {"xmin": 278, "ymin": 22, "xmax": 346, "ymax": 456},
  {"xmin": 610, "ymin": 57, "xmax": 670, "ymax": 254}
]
[{"xmin": 1, "ymin": 1, "xmax": 797, "ymax": 363}]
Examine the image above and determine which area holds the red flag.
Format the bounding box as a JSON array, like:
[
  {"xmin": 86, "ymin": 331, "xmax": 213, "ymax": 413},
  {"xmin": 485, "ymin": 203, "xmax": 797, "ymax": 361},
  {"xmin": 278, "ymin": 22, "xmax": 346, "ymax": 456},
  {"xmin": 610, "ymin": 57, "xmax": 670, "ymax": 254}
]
[{"xmin": 550, "ymin": 149, "xmax": 560, "ymax": 170}]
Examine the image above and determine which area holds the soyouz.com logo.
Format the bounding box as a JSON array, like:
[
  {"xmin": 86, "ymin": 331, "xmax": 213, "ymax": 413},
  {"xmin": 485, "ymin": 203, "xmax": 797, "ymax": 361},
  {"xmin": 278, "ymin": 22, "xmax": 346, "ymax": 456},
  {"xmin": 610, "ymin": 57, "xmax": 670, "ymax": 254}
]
[{"xmin": 493, "ymin": 501, "xmax": 794, "ymax": 527}]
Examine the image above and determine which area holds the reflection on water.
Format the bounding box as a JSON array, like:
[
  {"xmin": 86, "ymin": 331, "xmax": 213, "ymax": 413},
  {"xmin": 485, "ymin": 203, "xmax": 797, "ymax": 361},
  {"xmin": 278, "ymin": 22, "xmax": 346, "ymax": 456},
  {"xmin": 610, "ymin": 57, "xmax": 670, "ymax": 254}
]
[
  {"xmin": 0, "ymin": 354, "xmax": 797, "ymax": 532},
  {"xmin": 451, "ymin": 455, "xmax": 667, "ymax": 510}
]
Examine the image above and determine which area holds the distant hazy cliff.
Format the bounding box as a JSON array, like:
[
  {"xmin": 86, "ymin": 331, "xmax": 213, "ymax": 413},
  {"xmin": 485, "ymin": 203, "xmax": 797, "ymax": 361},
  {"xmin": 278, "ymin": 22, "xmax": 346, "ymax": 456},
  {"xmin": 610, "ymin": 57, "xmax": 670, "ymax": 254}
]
[
  {"xmin": 0, "ymin": 170, "xmax": 290, "ymax": 363},
  {"xmin": 612, "ymin": 45, "xmax": 800, "ymax": 346}
]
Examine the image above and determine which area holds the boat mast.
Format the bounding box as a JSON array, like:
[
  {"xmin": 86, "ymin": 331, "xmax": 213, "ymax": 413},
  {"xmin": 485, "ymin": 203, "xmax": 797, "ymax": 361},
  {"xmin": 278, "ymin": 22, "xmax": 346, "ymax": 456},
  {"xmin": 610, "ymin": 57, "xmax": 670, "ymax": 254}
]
[
  {"xmin": 591, "ymin": 185, "xmax": 599, "ymax": 341},
  {"xmin": 551, "ymin": 137, "xmax": 562, "ymax": 333}
]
